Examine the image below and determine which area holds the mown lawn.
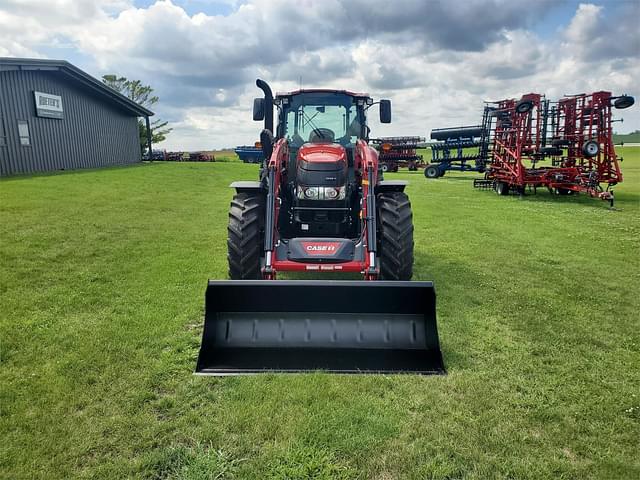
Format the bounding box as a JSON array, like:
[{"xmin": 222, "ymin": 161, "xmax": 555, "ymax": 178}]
[{"xmin": 1, "ymin": 149, "xmax": 639, "ymax": 479}]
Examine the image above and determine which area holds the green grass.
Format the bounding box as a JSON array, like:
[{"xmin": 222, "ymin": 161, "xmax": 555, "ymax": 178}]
[
  {"xmin": 1, "ymin": 148, "xmax": 639, "ymax": 479},
  {"xmin": 613, "ymin": 130, "xmax": 640, "ymax": 144}
]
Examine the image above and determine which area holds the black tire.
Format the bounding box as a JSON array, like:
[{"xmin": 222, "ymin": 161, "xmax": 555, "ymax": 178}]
[
  {"xmin": 425, "ymin": 165, "xmax": 439, "ymax": 178},
  {"xmin": 227, "ymin": 192, "xmax": 265, "ymax": 279},
  {"xmin": 377, "ymin": 192, "xmax": 414, "ymax": 281},
  {"xmin": 381, "ymin": 163, "xmax": 389, "ymax": 172},
  {"xmin": 555, "ymin": 188, "xmax": 573, "ymax": 196},
  {"xmin": 495, "ymin": 182, "xmax": 510, "ymax": 195},
  {"xmin": 582, "ymin": 140, "xmax": 599, "ymax": 157},
  {"xmin": 516, "ymin": 100, "xmax": 533, "ymax": 113},
  {"xmin": 613, "ymin": 95, "xmax": 634, "ymax": 109}
]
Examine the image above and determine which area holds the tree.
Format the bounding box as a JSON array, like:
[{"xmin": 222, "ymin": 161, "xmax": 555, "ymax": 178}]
[{"xmin": 102, "ymin": 75, "xmax": 172, "ymax": 152}]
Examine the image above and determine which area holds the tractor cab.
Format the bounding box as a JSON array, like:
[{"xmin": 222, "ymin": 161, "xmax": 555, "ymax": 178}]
[
  {"xmin": 275, "ymin": 90, "xmax": 371, "ymax": 148},
  {"xmin": 254, "ymin": 89, "xmax": 391, "ymax": 239}
]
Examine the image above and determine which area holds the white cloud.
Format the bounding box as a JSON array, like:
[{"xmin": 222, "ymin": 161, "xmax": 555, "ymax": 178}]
[{"xmin": 0, "ymin": 0, "xmax": 638, "ymax": 150}]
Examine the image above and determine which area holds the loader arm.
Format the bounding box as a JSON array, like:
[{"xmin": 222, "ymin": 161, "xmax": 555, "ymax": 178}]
[
  {"xmin": 356, "ymin": 139, "xmax": 380, "ymax": 279},
  {"xmin": 262, "ymin": 138, "xmax": 289, "ymax": 279}
]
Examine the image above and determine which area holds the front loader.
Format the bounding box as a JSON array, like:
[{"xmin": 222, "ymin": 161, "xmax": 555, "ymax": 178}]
[{"xmin": 196, "ymin": 79, "xmax": 443, "ymax": 374}]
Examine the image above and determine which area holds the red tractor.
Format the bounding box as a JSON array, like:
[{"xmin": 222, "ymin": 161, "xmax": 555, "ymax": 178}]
[{"xmin": 196, "ymin": 80, "xmax": 442, "ymax": 375}]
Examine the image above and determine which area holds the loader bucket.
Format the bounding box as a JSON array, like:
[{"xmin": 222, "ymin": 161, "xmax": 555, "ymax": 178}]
[{"xmin": 195, "ymin": 280, "xmax": 444, "ymax": 375}]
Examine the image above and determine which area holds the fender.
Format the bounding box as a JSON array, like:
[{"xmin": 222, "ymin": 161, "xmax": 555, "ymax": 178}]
[
  {"xmin": 375, "ymin": 180, "xmax": 408, "ymax": 193},
  {"xmin": 229, "ymin": 181, "xmax": 264, "ymax": 194}
]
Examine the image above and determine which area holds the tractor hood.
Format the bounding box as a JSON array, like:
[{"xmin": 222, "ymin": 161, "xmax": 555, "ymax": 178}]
[
  {"xmin": 297, "ymin": 143, "xmax": 346, "ymax": 169},
  {"xmin": 296, "ymin": 143, "xmax": 347, "ymax": 187}
]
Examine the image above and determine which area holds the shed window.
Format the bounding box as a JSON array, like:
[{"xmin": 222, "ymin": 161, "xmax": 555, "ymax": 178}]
[{"xmin": 18, "ymin": 120, "xmax": 30, "ymax": 146}]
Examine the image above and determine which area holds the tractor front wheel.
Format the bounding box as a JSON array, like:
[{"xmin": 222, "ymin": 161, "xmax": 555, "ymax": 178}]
[
  {"xmin": 377, "ymin": 192, "xmax": 414, "ymax": 281},
  {"xmin": 227, "ymin": 192, "xmax": 265, "ymax": 279}
]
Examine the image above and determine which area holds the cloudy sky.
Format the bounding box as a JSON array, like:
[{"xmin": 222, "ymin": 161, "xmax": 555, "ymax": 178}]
[{"xmin": 1, "ymin": 0, "xmax": 638, "ymax": 150}]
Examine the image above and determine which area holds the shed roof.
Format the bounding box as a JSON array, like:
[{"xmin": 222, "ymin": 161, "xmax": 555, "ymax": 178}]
[{"xmin": 0, "ymin": 57, "xmax": 154, "ymax": 117}]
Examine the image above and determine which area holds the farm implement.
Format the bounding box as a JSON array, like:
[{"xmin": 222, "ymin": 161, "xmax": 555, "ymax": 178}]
[
  {"xmin": 425, "ymin": 107, "xmax": 492, "ymax": 178},
  {"xmin": 195, "ymin": 80, "xmax": 443, "ymax": 375},
  {"xmin": 371, "ymin": 136, "xmax": 425, "ymax": 172},
  {"xmin": 234, "ymin": 145, "xmax": 265, "ymax": 164},
  {"xmin": 472, "ymin": 91, "xmax": 634, "ymax": 205},
  {"xmin": 164, "ymin": 151, "xmax": 215, "ymax": 162}
]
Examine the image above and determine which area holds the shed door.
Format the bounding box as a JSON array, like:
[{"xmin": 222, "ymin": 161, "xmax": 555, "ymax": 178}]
[{"xmin": 0, "ymin": 107, "xmax": 9, "ymax": 177}]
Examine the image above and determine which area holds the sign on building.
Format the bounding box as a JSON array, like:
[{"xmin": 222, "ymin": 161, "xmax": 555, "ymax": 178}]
[{"xmin": 34, "ymin": 91, "xmax": 64, "ymax": 119}]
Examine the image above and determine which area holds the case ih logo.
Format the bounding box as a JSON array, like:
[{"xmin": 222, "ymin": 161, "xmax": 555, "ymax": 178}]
[{"xmin": 302, "ymin": 242, "xmax": 339, "ymax": 256}]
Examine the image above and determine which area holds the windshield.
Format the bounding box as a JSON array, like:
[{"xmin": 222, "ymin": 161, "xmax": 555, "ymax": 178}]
[{"xmin": 280, "ymin": 93, "xmax": 364, "ymax": 147}]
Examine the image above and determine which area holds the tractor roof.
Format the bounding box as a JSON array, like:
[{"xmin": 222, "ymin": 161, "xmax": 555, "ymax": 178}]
[{"xmin": 276, "ymin": 88, "xmax": 370, "ymax": 98}]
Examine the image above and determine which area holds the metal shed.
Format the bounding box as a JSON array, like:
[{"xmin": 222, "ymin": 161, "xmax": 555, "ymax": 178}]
[{"xmin": 0, "ymin": 58, "xmax": 154, "ymax": 177}]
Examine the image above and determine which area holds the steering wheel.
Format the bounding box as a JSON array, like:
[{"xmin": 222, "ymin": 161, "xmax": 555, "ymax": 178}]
[{"xmin": 309, "ymin": 128, "xmax": 335, "ymax": 143}]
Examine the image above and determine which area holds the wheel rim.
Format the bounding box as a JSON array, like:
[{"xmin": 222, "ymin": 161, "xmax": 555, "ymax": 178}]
[{"xmin": 583, "ymin": 141, "xmax": 599, "ymax": 157}]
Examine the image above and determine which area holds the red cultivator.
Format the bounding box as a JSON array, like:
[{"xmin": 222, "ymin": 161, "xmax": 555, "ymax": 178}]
[
  {"xmin": 475, "ymin": 91, "xmax": 634, "ymax": 206},
  {"xmin": 371, "ymin": 136, "xmax": 425, "ymax": 172}
]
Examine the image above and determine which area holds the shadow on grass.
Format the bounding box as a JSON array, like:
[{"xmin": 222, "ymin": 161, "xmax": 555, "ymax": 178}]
[
  {"xmin": 511, "ymin": 187, "xmax": 640, "ymax": 208},
  {"xmin": 0, "ymin": 161, "xmax": 163, "ymax": 182}
]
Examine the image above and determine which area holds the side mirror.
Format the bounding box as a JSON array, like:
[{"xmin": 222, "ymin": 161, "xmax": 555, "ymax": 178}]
[
  {"xmin": 260, "ymin": 129, "xmax": 274, "ymax": 160},
  {"xmin": 379, "ymin": 99, "xmax": 391, "ymax": 123},
  {"xmin": 253, "ymin": 98, "xmax": 265, "ymax": 121}
]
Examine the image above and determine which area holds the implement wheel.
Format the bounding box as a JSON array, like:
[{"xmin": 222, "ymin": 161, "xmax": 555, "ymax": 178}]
[
  {"xmin": 495, "ymin": 182, "xmax": 510, "ymax": 196},
  {"xmin": 582, "ymin": 140, "xmax": 599, "ymax": 158},
  {"xmin": 227, "ymin": 192, "xmax": 265, "ymax": 279},
  {"xmin": 425, "ymin": 165, "xmax": 439, "ymax": 178},
  {"xmin": 516, "ymin": 100, "xmax": 533, "ymax": 113},
  {"xmin": 613, "ymin": 95, "xmax": 634, "ymax": 109},
  {"xmin": 377, "ymin": 192, "xmax": 414, "ymax": 281}
]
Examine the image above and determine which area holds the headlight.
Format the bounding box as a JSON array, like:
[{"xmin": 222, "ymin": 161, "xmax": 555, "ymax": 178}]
[
  {"xmin": 298, "ymin": 186, "xmax": 319, "ymax": 199},
  {"xmin": 330, "ymin": 187, "xmax": 346, "ymax": 200},
  {"xmin": 325, "ymin": 187, "xmax": 339, "ymax": 199},
  {"xmin": 297, "ymin": 186, "xmax": 345, "ymax": 200},
  {"xmin": 305, "ymin": 187, "xmax": 319, "ymax": 199}
]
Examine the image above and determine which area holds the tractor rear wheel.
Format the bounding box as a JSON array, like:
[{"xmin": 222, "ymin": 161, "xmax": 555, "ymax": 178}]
[
  {"xmin": 227, "ymin": 192, "xmax": 265, "ymax": 279},
  {"xmin": 377, "ymin": 192, "xmax": 414, "ymax": 281}
]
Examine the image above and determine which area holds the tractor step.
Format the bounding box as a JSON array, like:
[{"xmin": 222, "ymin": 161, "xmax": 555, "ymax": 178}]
[{"xmin": 196, "ymin": 280, "xmax": 444, "ymax": 375}]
